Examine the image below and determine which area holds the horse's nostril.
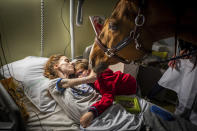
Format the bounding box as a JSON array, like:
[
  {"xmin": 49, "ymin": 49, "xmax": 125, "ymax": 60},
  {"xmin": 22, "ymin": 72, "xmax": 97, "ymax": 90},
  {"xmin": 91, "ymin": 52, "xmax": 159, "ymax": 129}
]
[{"xmin": 94, "ymin": 62, "xmax": 108, "ymax": 73}]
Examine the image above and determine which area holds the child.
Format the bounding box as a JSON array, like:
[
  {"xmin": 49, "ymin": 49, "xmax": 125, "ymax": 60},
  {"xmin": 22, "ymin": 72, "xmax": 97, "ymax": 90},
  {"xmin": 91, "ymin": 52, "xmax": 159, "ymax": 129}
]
[
  {"xmin": 70, "ymin": 59, "xmax": 94, "ymax": 96},
  {"xmin": 72, "ymin": 59, "xmax": 137, "ymax": 128}
]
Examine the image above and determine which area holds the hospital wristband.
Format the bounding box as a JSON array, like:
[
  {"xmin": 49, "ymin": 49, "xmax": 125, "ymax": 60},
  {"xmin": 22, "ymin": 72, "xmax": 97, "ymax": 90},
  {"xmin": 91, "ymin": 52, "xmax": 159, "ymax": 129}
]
[{"xmin": 56, "ymin": 78, "xmax": 65, "ymax": 93}]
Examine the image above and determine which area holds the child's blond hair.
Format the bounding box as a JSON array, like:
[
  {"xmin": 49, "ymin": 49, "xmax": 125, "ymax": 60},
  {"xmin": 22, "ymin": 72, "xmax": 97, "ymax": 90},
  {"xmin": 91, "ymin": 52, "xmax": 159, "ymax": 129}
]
[{"xmin": 74, "ymin": 59, "xmax": 89, "ymax": 71}]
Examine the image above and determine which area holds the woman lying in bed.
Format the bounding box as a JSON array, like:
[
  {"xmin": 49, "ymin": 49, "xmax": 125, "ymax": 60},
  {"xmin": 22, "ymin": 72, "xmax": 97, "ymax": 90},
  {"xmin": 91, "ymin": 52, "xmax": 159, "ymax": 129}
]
[
  {"xmin": 2, "ymin": 55, "xmax": 196, "ymax": 130},
  {"xmin": 43, "ymin": 54, "xmax": 137, "ymax": 128}
]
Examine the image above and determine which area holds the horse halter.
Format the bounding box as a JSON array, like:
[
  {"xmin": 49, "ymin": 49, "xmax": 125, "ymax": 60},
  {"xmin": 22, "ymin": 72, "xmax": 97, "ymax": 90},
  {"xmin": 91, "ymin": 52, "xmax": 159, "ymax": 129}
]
[{"xmin": 95, "ymin": 0, "xmax": 150, "ymax": 64}]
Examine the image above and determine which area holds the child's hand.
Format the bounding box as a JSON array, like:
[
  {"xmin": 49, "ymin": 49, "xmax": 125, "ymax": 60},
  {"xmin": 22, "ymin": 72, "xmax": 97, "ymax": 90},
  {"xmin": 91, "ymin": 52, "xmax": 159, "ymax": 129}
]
[{"xmin": 80, "ymin": 111, "xmax": 94, "ymax": 128}]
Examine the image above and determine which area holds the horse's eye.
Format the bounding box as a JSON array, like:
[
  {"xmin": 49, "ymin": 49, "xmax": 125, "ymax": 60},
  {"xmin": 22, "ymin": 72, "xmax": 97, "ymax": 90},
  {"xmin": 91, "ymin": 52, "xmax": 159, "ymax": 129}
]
[{"xmin": 108, "ymin": 22, "xmax": 118, "ymax": 31}]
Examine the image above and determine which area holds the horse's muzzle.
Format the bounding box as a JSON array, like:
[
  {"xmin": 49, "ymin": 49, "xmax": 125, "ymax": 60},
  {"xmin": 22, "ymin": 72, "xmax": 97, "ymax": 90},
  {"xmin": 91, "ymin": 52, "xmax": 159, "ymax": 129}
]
[{"xmin": 93, "ymin": 62, "xmax": 108, "ymax": 73}]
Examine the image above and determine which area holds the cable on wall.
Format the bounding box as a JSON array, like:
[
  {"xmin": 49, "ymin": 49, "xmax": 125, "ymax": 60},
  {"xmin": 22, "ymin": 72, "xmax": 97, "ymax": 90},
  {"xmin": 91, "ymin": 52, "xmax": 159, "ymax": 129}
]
[
  {"xmin": 70, "ymin": 0, "xmax": 75, "ymax": 60},
  {"xmin": 40, "ymin": 0, "xmax": 44, "ymax": 57},
  {"xmin": 61, "ymin": 0, "xmax": 71, "ymax": 56}
]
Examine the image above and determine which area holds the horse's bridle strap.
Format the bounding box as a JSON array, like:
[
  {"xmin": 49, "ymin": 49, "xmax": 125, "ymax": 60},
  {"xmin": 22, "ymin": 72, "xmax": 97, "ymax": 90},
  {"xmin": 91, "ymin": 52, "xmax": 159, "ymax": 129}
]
[
  {"xmin": 95, "ymin": 37, "xmax": 131, "ymax": 64},
  {"xmin": 113, "ymin": 34, "xmax": 133, "ymax": 52}
]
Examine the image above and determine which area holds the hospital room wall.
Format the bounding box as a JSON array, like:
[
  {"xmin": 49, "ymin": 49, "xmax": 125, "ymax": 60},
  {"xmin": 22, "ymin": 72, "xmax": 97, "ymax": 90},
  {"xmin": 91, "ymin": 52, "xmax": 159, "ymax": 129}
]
[{"xmin": 0, "ymin": 0, "xmax": 118, "ymax": 65}]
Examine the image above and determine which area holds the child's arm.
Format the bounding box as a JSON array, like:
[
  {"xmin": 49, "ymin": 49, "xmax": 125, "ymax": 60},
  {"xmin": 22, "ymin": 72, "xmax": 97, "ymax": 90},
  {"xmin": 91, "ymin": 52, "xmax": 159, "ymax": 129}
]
[
  {"xmin": 59, "ymin": 70, "xmax": 97, "ymax": 88},
  {"xmin": 80, "ymin": 111, "xmax": 94, "ymax": 128},
  {"xmin": 80, "ymin": 92, "xmax": 114, "ymax": 128}
]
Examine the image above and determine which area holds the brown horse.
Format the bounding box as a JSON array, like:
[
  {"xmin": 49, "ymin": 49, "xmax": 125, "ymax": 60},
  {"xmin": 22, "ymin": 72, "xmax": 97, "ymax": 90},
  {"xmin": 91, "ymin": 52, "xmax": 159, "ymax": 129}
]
[{"xmin": 89, "ymin": 0, "xmax": 197, "ymax": 73}]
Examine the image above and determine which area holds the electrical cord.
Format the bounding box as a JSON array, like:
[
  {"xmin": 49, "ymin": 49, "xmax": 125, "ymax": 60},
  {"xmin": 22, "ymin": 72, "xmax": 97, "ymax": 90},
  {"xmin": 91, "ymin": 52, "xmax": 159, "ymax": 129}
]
[
  {"xmin": 29, "ymin": 110, "xmax": 45, "ymax": 131},
  {"xmin": 0, "ymin": 35, "xmax": 12, "ymax": 77},
  {"xmin": 61, "ymin": 0, "xmax": 71, "ymax": 56},
  {"xmin": 0, "ymin": 57, "xmax": 4, "ymax": 77},
  {"xmin": 0, "ymin": 33, "xmax": 25, "ymax": 92}
]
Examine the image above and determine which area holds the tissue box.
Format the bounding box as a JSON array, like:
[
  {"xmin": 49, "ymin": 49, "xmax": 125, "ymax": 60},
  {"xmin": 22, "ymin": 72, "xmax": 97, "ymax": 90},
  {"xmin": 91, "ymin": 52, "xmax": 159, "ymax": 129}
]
[{"xmin": 115, "ymin": 96, "xmax": 141, "ymax": 114}]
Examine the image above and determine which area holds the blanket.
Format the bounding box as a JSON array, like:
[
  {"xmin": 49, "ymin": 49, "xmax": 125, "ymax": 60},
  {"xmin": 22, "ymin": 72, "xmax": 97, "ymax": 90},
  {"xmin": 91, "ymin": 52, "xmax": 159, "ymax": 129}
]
[
  {"xmin": 48, "ymin": 79, "xmax": 148, "ymax": 131},
  {"xmin": 27, "ymin": 78, "xmax": 197, "ymax": 131},
  {"xmin": 82, "ymin": 99, "xmax": 148, "ymax": 131}
]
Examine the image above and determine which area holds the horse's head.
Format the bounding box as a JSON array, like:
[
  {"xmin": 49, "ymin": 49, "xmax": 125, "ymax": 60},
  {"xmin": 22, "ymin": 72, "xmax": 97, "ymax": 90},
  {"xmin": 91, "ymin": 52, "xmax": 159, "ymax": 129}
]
[{"xmin": 89, "ymin": 0, "xmax": 152, "ymax": 73}]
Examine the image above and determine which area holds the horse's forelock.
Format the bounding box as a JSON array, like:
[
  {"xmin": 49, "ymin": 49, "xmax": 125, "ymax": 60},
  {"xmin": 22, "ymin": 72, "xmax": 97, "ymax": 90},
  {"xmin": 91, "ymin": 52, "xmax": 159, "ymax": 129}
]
[
  {"xmin": 111, "ymin": 0, "xmax": 127, "ymax": 18},
  {"xmin": 111, "ymin": 0, "xmax": 137, "ymax": 20}
]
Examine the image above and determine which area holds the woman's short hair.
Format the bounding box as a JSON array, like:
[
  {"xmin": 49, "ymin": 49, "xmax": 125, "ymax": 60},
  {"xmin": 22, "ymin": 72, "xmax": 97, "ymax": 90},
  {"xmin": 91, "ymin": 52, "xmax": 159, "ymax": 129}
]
[{"xmin": 44, "ymin": 54, "xmax": 64, "ymax": 79}]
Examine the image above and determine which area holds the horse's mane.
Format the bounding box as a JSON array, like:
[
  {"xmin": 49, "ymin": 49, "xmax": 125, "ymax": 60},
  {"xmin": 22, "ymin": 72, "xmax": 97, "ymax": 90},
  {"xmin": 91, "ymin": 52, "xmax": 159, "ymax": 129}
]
[
  {"xmin": 111, "ymin": 0, "xmax": 197, "ymax": 19},
  {"xmin": 111, "ymin": 0, "xmax": 121, "ymax": 15}
]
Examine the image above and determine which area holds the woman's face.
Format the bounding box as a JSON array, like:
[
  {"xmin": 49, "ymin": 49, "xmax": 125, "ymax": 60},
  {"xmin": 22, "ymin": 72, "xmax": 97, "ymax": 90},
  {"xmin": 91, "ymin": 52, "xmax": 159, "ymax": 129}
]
[{"xmin": 57, "ymin": 56, "xmax": 75, "ymax": 75}]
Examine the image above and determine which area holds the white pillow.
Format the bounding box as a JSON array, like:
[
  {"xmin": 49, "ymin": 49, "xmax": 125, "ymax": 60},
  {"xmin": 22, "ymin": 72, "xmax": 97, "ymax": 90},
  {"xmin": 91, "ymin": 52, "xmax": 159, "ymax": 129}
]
[
  {"xmin": 0, "ymin": 56, "xmax": 32, "ymax": 81},
  {"xmin": 0, "ymin": 56, "xmax": 47, "ymax": 81},
  {"xmin": 0, "ymin": 56, "xmax": 56, "ymax": 113}
]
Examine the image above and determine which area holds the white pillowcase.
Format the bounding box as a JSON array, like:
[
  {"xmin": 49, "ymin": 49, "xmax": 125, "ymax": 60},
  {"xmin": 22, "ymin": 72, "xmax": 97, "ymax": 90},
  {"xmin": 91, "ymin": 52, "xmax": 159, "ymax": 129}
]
[
  {"xmin": 0, "ymin": 56, "xmax": 33, "ymax": 81},
  {"xmin": 0, "ymin": 56, "xmax": 56, "ymax": 113}
]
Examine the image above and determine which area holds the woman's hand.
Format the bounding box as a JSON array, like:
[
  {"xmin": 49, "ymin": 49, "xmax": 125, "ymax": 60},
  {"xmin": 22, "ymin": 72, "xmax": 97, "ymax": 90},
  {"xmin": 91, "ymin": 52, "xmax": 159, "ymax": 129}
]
[
  {"xmin": 87, "ymin": 70, "xmax": 97, "ymax": 83},
  {"xmin": 80, "ymin": 111, "xmax": 94, "ymax": 128},
  {"xmin": 59, "ymin": 70, "xmax": 97, "ymax": 88}
]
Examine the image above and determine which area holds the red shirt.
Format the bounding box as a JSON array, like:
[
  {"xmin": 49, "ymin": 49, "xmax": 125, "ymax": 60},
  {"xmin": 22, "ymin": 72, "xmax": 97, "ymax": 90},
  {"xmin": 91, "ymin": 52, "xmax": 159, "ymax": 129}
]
[{"xmin": 89, "ymin": 68, "xmax": 137, "ymax": 117}]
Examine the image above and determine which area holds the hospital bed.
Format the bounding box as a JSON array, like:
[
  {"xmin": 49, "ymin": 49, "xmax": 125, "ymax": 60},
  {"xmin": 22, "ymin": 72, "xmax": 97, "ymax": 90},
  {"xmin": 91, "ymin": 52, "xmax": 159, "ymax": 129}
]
[{"xmin": 1, "ymin": 54, "xmax": 197, "ymax": 131}]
